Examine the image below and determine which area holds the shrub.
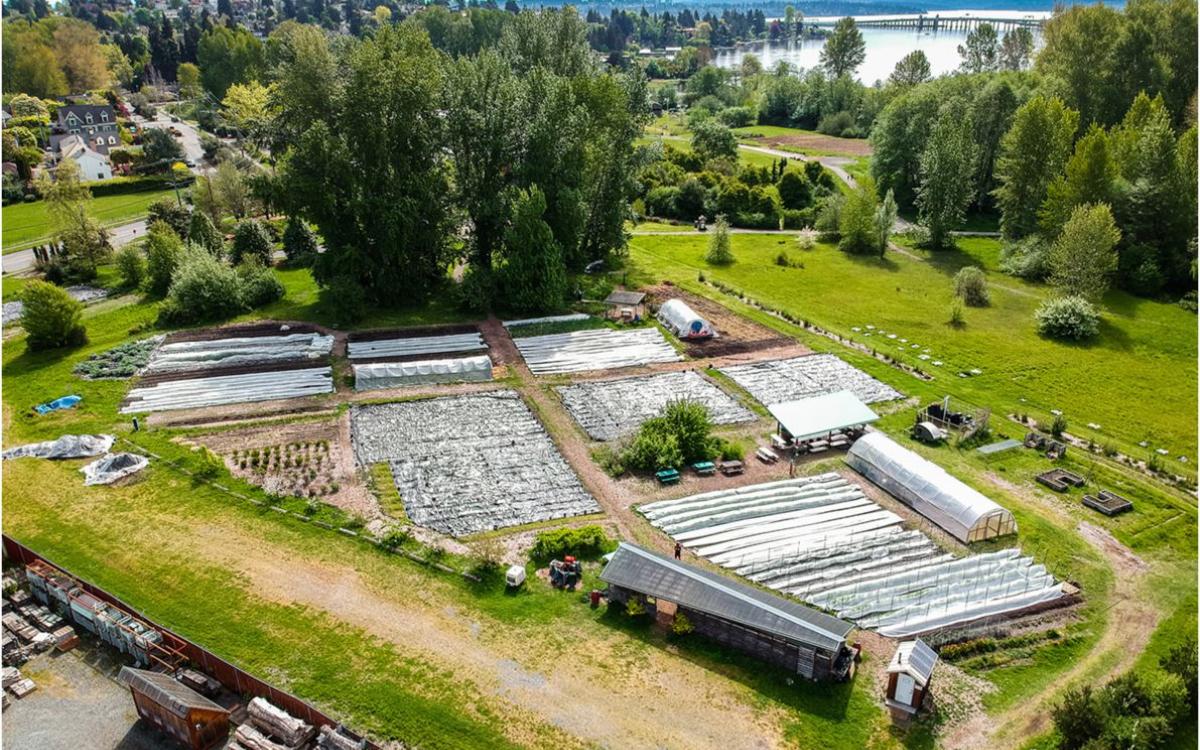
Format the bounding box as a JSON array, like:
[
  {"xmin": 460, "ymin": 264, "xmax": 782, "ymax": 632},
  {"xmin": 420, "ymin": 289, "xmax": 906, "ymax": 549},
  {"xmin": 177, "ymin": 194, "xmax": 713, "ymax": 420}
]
[
  {"xmin": 144, "ymin": 220, "xmax": 184, "ymax": 296},
  {"xmin": 282, "ymin": 216, "xmax": 319, "ymax": 266},
  {"xmin": 379, "ymin": 527, "xmax": 411, "ymax": 550},
  {"xmin": 948, "ymin": 300, "xmax": 965, "ymax": 328},
  {"xmin": 999, "ymin": 236, "xmax": 1051, "ymax": 280},
  {"xmin": 230, "ymin": 219, "xmax": 273, "ymax": 265},
  {"xmin": 529, "ymin": 525, "xmax": 612, "ymax": 564},
  {"xmin": 321, "ymin": 275, "xmax": 367, "ymax": 324},
  {"xmin": 159, "ymin": 246, "xmax": 246, "ymax": 324},
  {"xmin": 1051, "ymin": 413, "xmax": 1068, "ymax": 438},
  {"xmin": 147, "ymin": 198, "xmax": 191, "ymax": 237},
  {"xmin": 468, "ymin": 537, "xmax": 506, "ymax": 576},
  {"xmin": 114, "ymin": 245, "xmax": 146, "ymax": 290},
  {"xmin": 717, "ymin": 106, "xmax": 755, "ymax": 128},
  {"xmin": 620, "ymin": 401, "xmax": 717, "ymax": 472},
  {"xmin": 954, "ymin": 266, "xmax": 990, "ymax": 307},
  {"xmin": 625, "ymin": 597, "xmax": 647, "ymax": 617},
  {"xmin": 20, "ymin": 280, "xmax": 87, "ymax": 350},
  {"xmin": 237, "ymin": 260, "xmax": 285, "ymax": 308},
  {"xmin": 672, "ymin": 612, "xmax": 694, "ymax": 636},
  {"xmin": 624, "ymin": 427, "xmax": 684, "ymax": 471},
  {"xmin": 817, "ymin": 110, "xmax": 855, "ymax": 137},
  {"xmin": 191, "ymin": 447, "xmax": 224, "ymax": 482},
  {"xmin": 1035, "ymin": 295, "xmax": 1100, "ymax": 341},
  {"xmin": 188, "ymin": 210, "xmax": 224, "ymax": 256},
  {"xmin": 705, "ymin": 214, "xmax": 734, "ymax": 265}
]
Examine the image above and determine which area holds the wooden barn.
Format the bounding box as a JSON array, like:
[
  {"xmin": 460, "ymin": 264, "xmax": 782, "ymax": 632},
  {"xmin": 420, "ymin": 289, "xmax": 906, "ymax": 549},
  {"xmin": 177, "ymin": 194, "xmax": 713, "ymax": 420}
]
[
  {"xmin": 600, "ymin": 543, "xmax": 856, "ymax": 680},
  {"xmin": 118, "ymin": 667, "xmax": 230, "ymax": 750},
  {"xmin": 885, "ymin": 638, "xmax": 938, "ymax": 719}
]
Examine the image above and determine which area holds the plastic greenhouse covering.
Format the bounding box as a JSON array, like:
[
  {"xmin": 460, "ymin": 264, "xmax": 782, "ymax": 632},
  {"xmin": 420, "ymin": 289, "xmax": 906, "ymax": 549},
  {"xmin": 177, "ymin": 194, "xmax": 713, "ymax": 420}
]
[
  {"xmin": 514, "ymin": 327, "xmax": 681, "ymax": 374},
  {"xmin": 347, "ymin": 333, "xmax": 486, "ymax": 360},
  {"xmin": 656, "ymin": 299, "xmax": 713, "ymax": 339},
  {"xmin": 121, "ymin": 367, "xmax": 334, "ymax": 413},
  {"xmin": 846, "ymin": 432, "xmax": 1016, "ymax": 543},
  {"xmin": 353, "ymin": 355, "xmax": 493, "ymax": 391},
  {"xmin": 3, "ymin": 434, "xmax": 115, "ymax": 460},
  {"xmin": 144, "ymin": 333, "xmax": 334, "ymax": 375}
]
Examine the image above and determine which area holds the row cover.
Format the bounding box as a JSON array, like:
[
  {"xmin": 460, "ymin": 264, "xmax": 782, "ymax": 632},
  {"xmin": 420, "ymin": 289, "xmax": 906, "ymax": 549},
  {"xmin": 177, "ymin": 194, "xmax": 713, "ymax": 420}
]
[
  {"xmin": 719, "ymin": 354, "xmax": 903, "ymax": 407},
  {"xmin": 145, "ymin": 332, "xmax": 334, "ymax": 375},
  {"xmin": 122, "ymin": 367, "xmax": 334, "ymax": 413},
  {"xmin": 353, "ymin": 355, "xmax": 493, "ymax": 391},
  {"xmin": 515, "ymin": 327, "xmax": 681, "ymax": 375},
  {"xmin": 346, "ymin": 332, "xmax": 486, "ymax": 360}
]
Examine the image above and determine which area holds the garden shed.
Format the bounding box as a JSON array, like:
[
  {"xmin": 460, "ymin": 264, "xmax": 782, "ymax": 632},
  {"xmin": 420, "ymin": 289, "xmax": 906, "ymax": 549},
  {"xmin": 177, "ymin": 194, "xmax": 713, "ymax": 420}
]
[
  {"xmin": 118, "ymin": 667, "xmax": 229, "ymax": 750},
  {"xmin": 600, "ymin": 543, "xmax": 855, "ymax": 680},
  {"xmin": 885, "ymin": 638, "xmax": 938, "ymax": 718},
  {"xmin": 845, "ymin": 432, "xmax": 1017, "ymax": 543},
  {"xmin": 603, "ymin": 290, "xmax": 646, "ymax": 321}
]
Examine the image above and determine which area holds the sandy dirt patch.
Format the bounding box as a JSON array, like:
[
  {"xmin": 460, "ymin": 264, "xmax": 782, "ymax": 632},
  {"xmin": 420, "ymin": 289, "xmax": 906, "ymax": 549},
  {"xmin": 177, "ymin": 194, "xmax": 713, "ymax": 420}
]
[{"xmin": 756, "ymin": 133, "xmax": 872, "ymax": 158}]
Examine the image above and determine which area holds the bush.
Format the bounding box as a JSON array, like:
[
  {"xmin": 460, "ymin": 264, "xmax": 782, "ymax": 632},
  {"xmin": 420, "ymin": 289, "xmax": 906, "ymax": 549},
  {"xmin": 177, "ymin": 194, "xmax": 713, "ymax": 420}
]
[
  {"xmin": 620, "ymin": 400, "xmax": 718, "ymax": 472},
  {"xmin": 114, "ymin": 246, "xmax": 146, "ymax": 290},
  {"xmin": 672, "ymin": 612, "xmax": 694, "ymax": 636},
  {"xmin": 1051, "ymin": 412, "xmax": 1068, "ymax": 438},
  {"xmin": 282, "ymin": 217, "xmax": 319, "ymax": 266},
  {"xmin": 1000, "ymin": 237, "xmax": 1051, "ymax": 280},
  {"xmin": 188, "ymin": 211, "xmax": 224, "ymax": 256},
  {"xmin": 159, "ymin": 246, "xmax": 246, "ymax": 324},
  {"xmin": 321, "ymin": 275, "xmax": 367, "ymax": 324},
  {"xmin": 948, "ymin": 299, "xmax": 965, "ymax": 328},
  {"xmin": 237, "ymin": 259, "xmax": 285, "ymax": 308},
  {"xmin": 230, "ymin": 219, "xmax": 273, "ymax": 265},
  {"xmin": 191, "ymin": 447, "xmax": 224, "ymax": 482},
  {"xmin": 468, "ymin": 537, "xmax": 505, "ymax": 576},
  {"xmin": 143, "ymin": 220, "xmax": 185, "ymax": 296},
  {"xmin": 1035, "ymin": 295, "xmax": 1100, "ymax": 341},
  {"xmin": 817, "ymin": 110, "xmax": 855, "ymax": 137},
  {"xmin": 529, "ymin": 526, "xmax": 612, "ymax": 564},
  {"xmin": 717, "ymin": 106, "xmax": 755, "ymax": 128},
  {"xmin": 147, "ymin": 198, "xmax": 191, "ymax": 237},
  {"xmin": 954, "ymin": 266, "xmax": 990, "ymax": 307},
  {"xmin": 705, "ymin": 214, "xmax": 734, "ymax": 265},
  {"xmin": 20, "ymin": 280, "xmax": 87, "ymax": 350}
]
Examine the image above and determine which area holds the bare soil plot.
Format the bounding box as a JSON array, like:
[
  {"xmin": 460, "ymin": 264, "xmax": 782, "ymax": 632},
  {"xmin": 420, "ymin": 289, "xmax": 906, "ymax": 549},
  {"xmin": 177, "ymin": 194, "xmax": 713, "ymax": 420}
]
[
  {"xmin": 644, "ymin": 284, "xmax": 796, "ymax": 358},
  {"xmin": 350, "ymin": 392, "xmax": 599, "ymax": 535},
  {"xmin": 755, "ymin": 133, "xmax": 872, "ymax": 158}
]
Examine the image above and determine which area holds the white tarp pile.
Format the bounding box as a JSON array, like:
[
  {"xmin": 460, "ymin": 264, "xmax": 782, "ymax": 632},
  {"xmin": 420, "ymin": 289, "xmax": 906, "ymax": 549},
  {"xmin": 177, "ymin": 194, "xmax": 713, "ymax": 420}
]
[
  {"xmin": 502, "ymin": 313, "xmax": 591, "ymax": 329},
  {"xmin": 80, "ymin": 452, "xmax": 148, "ymax": 485},
  {"xmin": 144, "ymin": 332, "xmax": 334, "ymax": 375},
  {"xmin": 719, "ymin": 354, "xmax": 902, "ymax": 407},
  {"xmin": 515, "ymin": 327, "xmax": 682, "ymax": 374},
  {"xmin": 353, "ymin": 355, "xmax": 493, "ymax": 391},
  {"xmin": 641, "ymin": 473, "xmax": 1064, "ymax": 638},
  {"xmin": 3, "ymin": 434, "xmax": 115, "ymax": 460},
  {"xmin": 557, "ymin": 370, "xmax": 753, "ymax": 441},
  {"xmin": 351, "ymin": 391, "xmax": 599, "ymax": 535},
  {"xmin": 347, "ymin": 331, "xmax": 486, "ymax": 360},
  {"xmin": 121, "ymin": 367, "xmax": 333, "ymax": 413}
]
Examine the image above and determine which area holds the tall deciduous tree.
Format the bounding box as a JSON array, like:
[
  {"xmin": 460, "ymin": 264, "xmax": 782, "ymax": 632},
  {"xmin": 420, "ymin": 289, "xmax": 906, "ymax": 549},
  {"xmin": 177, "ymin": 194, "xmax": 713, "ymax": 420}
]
[
  {"xmin": 1039, "ymin": 124, "xmax": 1116, "ymax": 237},
  {"xmin": 819, "ymin": 18, "xmax": 865, "ymax": 78},
  {"xmin": 994, "ymin": 96, "xmax": 1079, "ymax": 240},
  {"xmin": 51, "ymin": 20, "xmax": 110, "ymax": 92},
  {"xmin": 957, "ymin": 23, "xmax": 999, "ymax": 73},
  {"xmin": 1049, "ymin": 203, "xmax": 1121, "ymax": 300},
  {"xmin": 889, "ymin": 50, "xmax": 930, "ymax": 87},
  {"xmin": 918, "ymin": 101, "xmax": 978, "ymax": 249},
  {"xmin": 2, "ymin": 23, "xmax": 67, "ymax": 98},
  {"xmin": 838, "ymin": 176, "xmax": 879, "ymax": 254},
  {"xmin": 691, "ymin": 119, "xmax": 737, "ymax": 162},
  {"xmin": 198, "ymin": 23, "xmax": 264, "ymax": 98},
  {"xmin": 998, "ymin": 27, "xmax": 1034, "ymax": 71}
]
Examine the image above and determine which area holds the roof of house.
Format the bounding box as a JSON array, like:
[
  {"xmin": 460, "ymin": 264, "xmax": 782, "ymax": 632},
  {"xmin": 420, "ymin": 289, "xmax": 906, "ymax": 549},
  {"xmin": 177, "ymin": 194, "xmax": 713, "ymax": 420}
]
[
  {"xmin": 118, "ymin": 667, "xmax": 228, "ymax": 718},
  {"xmin": 57, "ymin": 104, "xmax": 115, "ymax": 123},
  {"xmin": 887, "ymin": 638, "xmax": 938, "ymax": 686},
  {"xmin": 600, "ymin": 542, "xmax": 852, "ymax": 652},
  {"xmin": 604, "ymin": 290, "xmax": 646, "ymax": 306},
  {"xmin": 767, "ymin": 390, "xmax": 879, "ymax": 442}
]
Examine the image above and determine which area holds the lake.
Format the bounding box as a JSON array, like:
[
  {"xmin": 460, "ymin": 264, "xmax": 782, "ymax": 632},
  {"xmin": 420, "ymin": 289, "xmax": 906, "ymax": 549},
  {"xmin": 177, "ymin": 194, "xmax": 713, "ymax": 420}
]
[{"xmin": 712, "ymin": 14, "xmax": 1045, "ymax": 84}]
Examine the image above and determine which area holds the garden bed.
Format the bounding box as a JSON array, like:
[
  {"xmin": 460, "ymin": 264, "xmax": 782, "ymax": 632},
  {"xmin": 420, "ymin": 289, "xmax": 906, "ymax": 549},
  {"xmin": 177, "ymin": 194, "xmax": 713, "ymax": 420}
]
[{"xmin": 719, "ymin": 354, "xmax": 902, "ymax": 407}]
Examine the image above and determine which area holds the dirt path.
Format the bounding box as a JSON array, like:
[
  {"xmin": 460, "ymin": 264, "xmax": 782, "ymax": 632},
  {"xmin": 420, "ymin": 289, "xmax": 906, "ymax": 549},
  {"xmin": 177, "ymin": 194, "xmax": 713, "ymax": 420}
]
[{"xmin": 943, "ymin": 521, "xmax": 1158, "ymax": 750}]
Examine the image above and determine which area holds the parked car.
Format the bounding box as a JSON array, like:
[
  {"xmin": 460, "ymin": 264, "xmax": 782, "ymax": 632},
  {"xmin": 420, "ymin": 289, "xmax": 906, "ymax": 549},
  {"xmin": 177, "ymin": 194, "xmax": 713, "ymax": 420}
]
[{"xmin": 584, "ymin": 259, "xmax": 605, "ymax": 274}]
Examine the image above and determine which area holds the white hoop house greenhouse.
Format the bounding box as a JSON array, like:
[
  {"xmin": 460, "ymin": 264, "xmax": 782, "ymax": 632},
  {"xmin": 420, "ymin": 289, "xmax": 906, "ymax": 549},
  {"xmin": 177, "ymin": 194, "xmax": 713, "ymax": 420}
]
[{"xmin": 845, "ymin": 432, "xmax": 1017, "ymax": 543}]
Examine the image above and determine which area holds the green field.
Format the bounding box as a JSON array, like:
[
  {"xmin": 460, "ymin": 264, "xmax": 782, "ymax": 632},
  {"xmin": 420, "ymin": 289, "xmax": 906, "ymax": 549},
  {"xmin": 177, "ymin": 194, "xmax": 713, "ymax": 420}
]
[{"xmin": 2, "ymin": 189, "xmax": 177, "ymax": 252}]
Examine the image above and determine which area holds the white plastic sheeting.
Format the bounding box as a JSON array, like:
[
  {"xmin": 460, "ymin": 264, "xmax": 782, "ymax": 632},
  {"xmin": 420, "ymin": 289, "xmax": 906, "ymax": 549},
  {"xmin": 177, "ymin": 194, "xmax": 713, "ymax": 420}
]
[
  {"xmin": 502, "ymin": 313, "xmax": 591, "ymax": 328},
  {"xmin": 350, "ymin": 392, "xmax": 599, "ymax": 536},
  {"xmin": 657, "ymin": 299, "xmax": 714, "ymax": 339},
  {"xmin": 347, "ymin": 332, "xmax": 486, "ymax": 360},
  {"xmin": 515, "ymin": 327, "xmax": 682, "ymax": 374},
  {"xmin": 719, "ymin": 354, "xmax": 903, "ymax": 407},
  {"xmin": 557, "ymin": 370, "xmax": 754, "ymax": 441},
  {"xmin": 145, "ymin": 333, "xmax": 334, "ymax": 375},
  {"xmin": 353, "ymin": 355, "xmax": 493, "ymax": 391},
  {"xmin": 846, "ymin": 432, "xmax": 1016, "ymax": 543},
  {"xmin": 80, "ymin": 452, "xmax": 148, "ymax": 485},
  {"xmin": 641, "ymin": 474, "xmax": 1063, "ymax": 637},
  {"xmin": 121, "ymin": 367, "xmax": 334, "ymax": 413},
  {"xmin": 3, "ymin": 434, "xmax": 115, "ymax": 460}
]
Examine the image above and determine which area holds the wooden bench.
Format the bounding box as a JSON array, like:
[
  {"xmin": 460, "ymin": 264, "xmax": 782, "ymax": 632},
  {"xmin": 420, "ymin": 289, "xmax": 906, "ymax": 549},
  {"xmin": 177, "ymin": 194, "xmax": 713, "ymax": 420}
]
[{"xmin": 655, "ymin": 468, "xmax": 681, "ymax": 485}]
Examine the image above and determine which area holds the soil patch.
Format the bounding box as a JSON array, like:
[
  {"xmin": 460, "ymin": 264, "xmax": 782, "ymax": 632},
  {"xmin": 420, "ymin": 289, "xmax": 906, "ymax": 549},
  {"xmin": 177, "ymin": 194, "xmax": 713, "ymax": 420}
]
[
  {"xmin": 645, "ymin": 283, "xmax": 796, "ymax": 358},
  {"xmin": 756, "ymin": 134, "xmax": 872, "ymax": 158}
]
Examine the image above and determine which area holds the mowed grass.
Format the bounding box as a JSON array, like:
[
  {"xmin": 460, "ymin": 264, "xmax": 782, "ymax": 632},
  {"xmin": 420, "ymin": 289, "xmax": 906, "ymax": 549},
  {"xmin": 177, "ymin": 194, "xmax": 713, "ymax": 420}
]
[
  {"xmin": 2, "ymin": 189, "xmax": 178, "ymax": 252},
  {"xmin": 628, "ymin": 234, "xmax": 1198, "ymax": 466}
]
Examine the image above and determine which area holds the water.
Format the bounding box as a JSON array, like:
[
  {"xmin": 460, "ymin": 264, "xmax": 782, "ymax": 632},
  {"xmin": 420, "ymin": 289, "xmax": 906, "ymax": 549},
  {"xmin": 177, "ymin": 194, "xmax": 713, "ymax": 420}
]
[{"xmin": 712, "ymin": 14, "xmax": 1045, "ymax": 84}]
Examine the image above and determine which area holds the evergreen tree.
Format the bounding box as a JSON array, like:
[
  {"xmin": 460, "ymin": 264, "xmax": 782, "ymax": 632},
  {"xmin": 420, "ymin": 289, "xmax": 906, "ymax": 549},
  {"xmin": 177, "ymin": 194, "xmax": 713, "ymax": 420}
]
[
  {"xmin": 188, "ymin": 210, "xmax": 224, "ymax": 256},
  {"xmin": 838, "ymin": 177, "xmax": 879, "ymax": 255},
  {"xmin": 819, "ymin": 18, "xmax": 865, "ymax": 78},
  {"xmin": 705, "ymin": 215, "xmax": 733, "ymax": 264},
  {"xmin": 498, "ymin": 188, "xmax": 566, "ymax": 312},
  {"xmin": 889, "ymin": 50, "xmax": 930, "ymax": 87},
  {"xmin": 958, "ymin": 23, "xmax": 998, "ymax": 73},
  {"xmin": 994, "ymin": 96, "xmax": 1079, "ymax": 240}
]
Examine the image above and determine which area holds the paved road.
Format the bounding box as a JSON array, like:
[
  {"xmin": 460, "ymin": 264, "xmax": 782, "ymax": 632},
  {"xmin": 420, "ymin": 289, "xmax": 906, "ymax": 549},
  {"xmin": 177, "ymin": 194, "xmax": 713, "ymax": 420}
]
[
  {"xmin": 136, "ymin": 110, "xmax": 207, "ymax": 169},
  {"xmin": 2, "ymin": 219, "xmax": 148, "ymax": 275}
]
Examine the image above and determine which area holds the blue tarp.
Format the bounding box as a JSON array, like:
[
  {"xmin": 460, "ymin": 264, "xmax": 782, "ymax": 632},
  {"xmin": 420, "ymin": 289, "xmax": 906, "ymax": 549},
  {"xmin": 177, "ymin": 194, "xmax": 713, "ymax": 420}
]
[{"xmin": 35, "ymin": 395, "xmax": 82, "ymax": 415}]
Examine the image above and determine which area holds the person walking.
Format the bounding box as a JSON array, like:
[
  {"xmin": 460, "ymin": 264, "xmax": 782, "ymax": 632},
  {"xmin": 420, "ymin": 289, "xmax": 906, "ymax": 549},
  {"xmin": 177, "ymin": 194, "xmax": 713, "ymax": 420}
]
[{"xmin": 674, "ymin": 542, "xmax": 682, "ymax": 560}]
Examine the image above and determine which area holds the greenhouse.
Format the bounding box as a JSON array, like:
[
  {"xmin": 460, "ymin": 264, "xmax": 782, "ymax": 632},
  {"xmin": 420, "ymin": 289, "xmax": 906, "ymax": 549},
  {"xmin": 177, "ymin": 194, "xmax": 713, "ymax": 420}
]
[
  {"xmin": 353, "ymin": 355, "xmax": 493, "ymax": 391},
  {"xmin": 845, "ymin": 432, "xmax": 1016, "ymax": 543}
]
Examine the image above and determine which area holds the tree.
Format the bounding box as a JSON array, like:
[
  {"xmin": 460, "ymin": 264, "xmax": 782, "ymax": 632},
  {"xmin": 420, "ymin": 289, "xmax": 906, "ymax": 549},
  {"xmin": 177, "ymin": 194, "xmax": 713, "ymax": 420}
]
[
  {"xmin": 266, "ymin": 22, "xmax": 338, "ymax": 147},
  {"xmin": 188, "ymin": 210, "xmax": 224, "ymax": 255},
  {"xmin": 705, "ymin": 215, "xmax": 733, "ymax": 264},
  {"xmin": 53, "ymin": 19, "xmax": 110, "ymax": 92},
  {"xmin": 1039, "ymin": 125, "xmax": 1116, "ymax": 238},
  {"xmin": 838, "ymin": 177, "xmax": 879, "ymax": 254},
  {"xmin": 497, "ymin": 187, "xmax": 567, "ymax": 313},
  {"xmin": 874, "ymin": 188, "xmax": 897, "ymax": 258},
  {"xmin": 1049, "ymin": 203, "xmax": 1121, "ymax": 300},
  {"xmin": 141, "ymin": 128, "xmax": 185, "ymax": 170},
  {"xmin": 103, "ymin": 44, "xmax": 134, "ymax": 89},
  {"xmin": 159, "ymin": 245, "xmax": 247, "ymax": 324},
  {"xmin": 222, "ymin": 80, "xmax": 274, "ymax": 148},
  {"xmin": 994, "ymin": 96, "xmax": 1079, "ymax": 240},
  {"xmin": 998, "ymin": 27, "xmax": 1034, "ymax": 71},
  {"xmin": 2, "ymin": 24, "xmax": 67, "ymax": 98},
  {"xmin": 281, "ymin": 216, "xmax": 319, "ymax": 265},
  {"xmin": 144, "ymin": 220, "xmax": 185, "ymax": 296},
  {"xmin": 230, "ymin": 219, "xmax": 273, "ymax": 265},
  {"xmin": 177, "ymin": 62, "xmax": 203, "ymax": 100},
  {"xmin": 148, "ymin": 198, "xmax": 191, "ymax": 237},
  {"xmin": 957, "ymin": 22, "xmax": 998, "ymax": 73},
  {"xmin": 954, "ymin": 266, "xmax": 990, "ymax": 306},
  {"xmin": 20, "ymin": 280, "xmax": 87, "ymax": 350},
  {"xmin": 40, "ymin": 158, "xmax": 109, "ymax": 281},
  {"xmin": 198, "ymin": 160, "xmax": 253, "ymax": 220},
  {"xmin": 114, "ymin": 245, "xmax": 147, "ymax": 290},
  {"xmin": 1035, "ymin": 4, "xmax": 1123, "ymax": 129},
  {"xmin": 776, "ymin": 170, "xmax": 811, "ymax": 209},
  {"xmin": 917, "ymin": 101, "xmax": 978, "ymax": 249},
  {"xmin": 691, "ymin": 119, "xmax": 737, "ymax": 162},
  {"xmin": 889, "ymin": 50, "xmax": 930, "ymax": 87},
  {"xmin": 198, "ymin": 23, "xmax": 264, "ymax": 98},
  {"xmin": 819, "ymin": 18, "xmax": 865, "ymax": 78}
]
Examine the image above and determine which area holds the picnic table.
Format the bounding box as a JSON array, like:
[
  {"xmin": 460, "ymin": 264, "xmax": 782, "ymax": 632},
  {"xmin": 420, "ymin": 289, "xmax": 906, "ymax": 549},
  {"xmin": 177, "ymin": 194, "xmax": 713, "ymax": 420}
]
[
  {"xmin": 655, "ymin": 468, "xmax": 681, "ymax": 485},
  {"xmin": 719, "ymin": 460, "xmax": 744, "ymax": 476},
  {"xmin": 692, "ymin": 461, "xmax": 716, "ymax": 476},
  {"xmin": 755, "ymin": 447, "xmax": 779, "ymax": 464}
]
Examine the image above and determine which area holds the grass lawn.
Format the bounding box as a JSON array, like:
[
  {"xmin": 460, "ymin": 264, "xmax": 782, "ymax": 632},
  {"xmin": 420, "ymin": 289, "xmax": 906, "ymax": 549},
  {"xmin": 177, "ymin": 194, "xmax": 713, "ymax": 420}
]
[
  {"xmin": 2, "ymin": 189, "xmax": 179, "ymax": 253},
  {"xmin": 627, "ymin": 234, "xmax": 1198, "ymax": 469}
]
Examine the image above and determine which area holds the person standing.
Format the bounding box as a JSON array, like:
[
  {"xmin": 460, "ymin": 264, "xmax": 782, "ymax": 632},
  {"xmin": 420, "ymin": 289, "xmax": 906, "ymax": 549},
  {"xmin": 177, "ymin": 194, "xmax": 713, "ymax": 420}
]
[{"xmin": 674, "ymin": 542, "xmax": 682, "ymax": 560}]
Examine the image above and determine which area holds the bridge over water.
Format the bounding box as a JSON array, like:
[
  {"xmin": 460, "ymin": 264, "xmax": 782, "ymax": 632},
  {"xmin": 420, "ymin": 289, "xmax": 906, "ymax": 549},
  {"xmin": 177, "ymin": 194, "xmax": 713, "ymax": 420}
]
[{"xmin": 806, "ymin": 13, "xmax": 1046, "ymax": 32}]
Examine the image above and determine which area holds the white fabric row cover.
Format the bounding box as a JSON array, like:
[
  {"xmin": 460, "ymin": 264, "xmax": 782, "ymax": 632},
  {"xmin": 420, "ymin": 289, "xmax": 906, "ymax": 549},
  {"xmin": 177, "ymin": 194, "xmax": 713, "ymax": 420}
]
[
  {"xmin": 502, "ymin": 313, "xmax": 591, "ymax": 328},
  {"xmin": 514, "ymin": 327, "xmax": 682, "ymax": 374},
  {"xmin": 145, "ymin": 332, "xmax": 334, "ymax": 374},
  {"xmin": 3, "ymin": 434, "xmax": 115, "ymax": 460},
  {"xmin": 556, "ymin": 370, "xmax": 754, "ymax": 441},
  {"xmin": 346, "ymin": 332, "xmax": 486, "ymax": 360},
  {"xmin": 353, "ymin": 355, "xmax": 493, "ymax": 391},
  {"xmin": 657, "ymin": 299, "xmax": 713, "ymax": 339},
  {"xmin": 719, "ymin": 354, "xmax": 902, "ymax": 407},
  {"xmin": 81, "ymin": 452, "xmax": 149, "ymax": 485},
  {"xmin": 845, "ymin": 432, "xmax": 1016, "ymax": 543},
  {"xmin": 641, "ymin": 474, "xmax": 1062, "ymax": 637},
  {"xmin": 121, "ymin": 367, "xmax": 334, "ymax": 413},
  {"xmin": 768, "ymin": 390, "xmax": 879, "ymax": 442}
]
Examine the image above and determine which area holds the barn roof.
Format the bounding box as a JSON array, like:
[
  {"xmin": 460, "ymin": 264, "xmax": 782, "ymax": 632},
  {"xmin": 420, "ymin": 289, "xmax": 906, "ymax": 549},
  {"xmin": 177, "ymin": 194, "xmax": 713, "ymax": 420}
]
[
  {"xmin": 600, "ymin": 543, "xmax": 852, "ymax": 652},
  {"xmin": 887, "ymin": 638, "xmax": 938, "ymax": 686},
  {"xmin": 118, "ymin": 667, "xmax": 227, "ymax": 718},
  {"xmin": 604, "ymin": 290, "xmax": 646, "ymax": 306}
]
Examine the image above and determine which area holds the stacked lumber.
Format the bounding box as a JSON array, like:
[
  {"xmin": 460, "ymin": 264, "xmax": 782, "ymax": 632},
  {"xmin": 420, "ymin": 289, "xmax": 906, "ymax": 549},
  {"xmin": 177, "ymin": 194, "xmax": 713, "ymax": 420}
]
[
  {"xmin": 248, "ymin": 697, "xmax": 315, "ymax": 748},
  {"xmin": 318, "ymin": 725, "xmax": 368, "ymax": 750}
]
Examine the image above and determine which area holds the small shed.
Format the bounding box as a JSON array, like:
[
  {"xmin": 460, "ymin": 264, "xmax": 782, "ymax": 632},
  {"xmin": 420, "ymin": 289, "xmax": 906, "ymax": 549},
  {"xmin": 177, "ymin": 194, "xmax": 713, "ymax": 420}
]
[
  {"xmin": 768, "ymin": 390, "xmax": 879, "ymax": 444},
  {"xmin": 600, "ymin": 543, "xmax": 855, "ymax": 680},
  {"xmin": 603, "ymin": 290, "xmax": 646, "ymax": 321},
  {"xmin": 657, "ymin": 298, "xmax": 714, "ymax": 339},
  {"xmin": 885, "ymin": 638, "xmax": 938, "ymax": 718},
  {"xmin": 118, "ymin": 667, "xmax": 229, "ymax": 750}
]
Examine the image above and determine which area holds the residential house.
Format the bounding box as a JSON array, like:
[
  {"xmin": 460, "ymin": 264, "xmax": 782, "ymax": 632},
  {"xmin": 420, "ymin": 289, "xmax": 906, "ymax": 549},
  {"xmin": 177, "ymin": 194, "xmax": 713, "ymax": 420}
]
[
  {"xmin": 51, "ymin": 104, "xmax": 119, "ymax": 156},
  {"xmin": 56, "ymin": 135, "xmax": 113, "ymax": 182}
]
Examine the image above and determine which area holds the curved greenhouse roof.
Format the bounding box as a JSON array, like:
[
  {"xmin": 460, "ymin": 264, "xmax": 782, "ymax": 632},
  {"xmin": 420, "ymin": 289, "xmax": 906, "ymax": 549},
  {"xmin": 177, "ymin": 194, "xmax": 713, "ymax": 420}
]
[{"xmin": 845, "ymin": 432, "xmax": 1016, "ymax": 543}]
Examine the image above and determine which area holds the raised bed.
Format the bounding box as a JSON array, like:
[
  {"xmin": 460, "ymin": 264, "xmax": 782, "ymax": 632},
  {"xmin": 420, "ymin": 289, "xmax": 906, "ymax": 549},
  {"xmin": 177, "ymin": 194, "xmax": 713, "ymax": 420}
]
[{"xmin": 1082, "ymin": 490, "xmax": 1133, "ymax": 516}]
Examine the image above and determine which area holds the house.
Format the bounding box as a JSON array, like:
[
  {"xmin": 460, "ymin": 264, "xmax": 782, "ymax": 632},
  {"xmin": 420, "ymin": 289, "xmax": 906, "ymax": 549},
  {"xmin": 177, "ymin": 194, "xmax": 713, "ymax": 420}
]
[
  {"xmin": 885, "ymin": 638, "xmax": 938, "ymax": 719},
  {"xmin": 52, "ymin": 103, "xmax": 119, "ymax": 155},
  {"xmin": 600, "ymin": 542, "xmax": 857, "ymax": 680},
  {"xmin": 118, "ymin": 667, "xmax": 230, "ymax": 750},
  {"xmin": 603, "ymin": 290, "xmax": 646, "ymax": 321},
  {"xmin": 55, "ymin": 135, "xmax": 112, "ymax": 182}
]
